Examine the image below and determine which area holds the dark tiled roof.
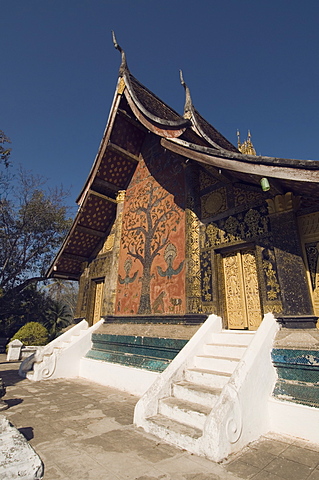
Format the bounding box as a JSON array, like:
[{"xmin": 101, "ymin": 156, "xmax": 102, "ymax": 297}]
[
  {"xmin": 192, "ymin": 108, "xmax": 238, "ymax": 152},
  {"xmin": 126, "ymin": 73, "xmax": 190, "ymax": 127}
]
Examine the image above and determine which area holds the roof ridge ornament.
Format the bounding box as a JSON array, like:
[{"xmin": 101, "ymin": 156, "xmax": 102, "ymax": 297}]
[
  {"xmin": 237, "ymin": 129, "xmax": 257, "ymax": 155},
  {"xmin": 180, "ymin": 70, "xmax": 193, "ymax": 120},
  {"xmin": 112, "ymin": 31, "xmax": 128, "ymax": 75}
]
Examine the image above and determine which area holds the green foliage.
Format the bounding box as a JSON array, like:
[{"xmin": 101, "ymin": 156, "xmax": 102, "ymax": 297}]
[
  {"xmin": 43, "ymin": 300, "xmax": 73, "ymax": 340},
  {"xmin": 0, "ymin": 133, "xmax": 74, "ymax": 339},
  {"xmin": 11, "ymin": 322, "xmax": 49, "ymax": 346},
  {"xmin": 0, "ymin": 285, "xmax": 52, "ymax": 338},
  {"xmin": 0, "ymin": 167, "xmax": 72, "ymax": 292}
]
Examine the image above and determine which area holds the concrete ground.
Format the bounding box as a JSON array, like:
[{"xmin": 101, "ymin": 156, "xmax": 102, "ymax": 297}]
[{"xmin": 1, "ymin": 355, "xmax": 319, "ymax": 480}]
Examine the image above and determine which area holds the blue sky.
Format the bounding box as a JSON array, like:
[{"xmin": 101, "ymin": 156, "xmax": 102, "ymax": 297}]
[{"xmin": 2, "ymin": 1, "xmax": 319, "ymax": 213}]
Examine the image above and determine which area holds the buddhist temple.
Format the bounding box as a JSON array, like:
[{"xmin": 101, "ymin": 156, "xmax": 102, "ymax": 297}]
[{"xmin": 27, "ymin": 35, "xmax": 319, "ymax": 461}]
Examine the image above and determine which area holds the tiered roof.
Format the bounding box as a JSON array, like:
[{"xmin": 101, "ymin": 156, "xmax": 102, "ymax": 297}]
[{"xmin": 47, "ymin": 38, "xmax": 319, "ymax": 279}]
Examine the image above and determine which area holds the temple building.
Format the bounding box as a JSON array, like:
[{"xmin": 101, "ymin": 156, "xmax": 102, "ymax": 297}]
[{"xmin": 39, "ymin": 37, "xmax": 319, "ymax": 460}]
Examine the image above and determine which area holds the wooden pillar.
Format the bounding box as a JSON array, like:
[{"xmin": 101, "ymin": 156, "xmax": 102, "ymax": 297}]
[{"xmin": 267, "ymin": 192, "xmax": 317, "ymax": 328}]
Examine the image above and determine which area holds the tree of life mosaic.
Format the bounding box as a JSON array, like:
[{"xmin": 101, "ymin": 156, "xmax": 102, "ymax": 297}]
[{"xmin": 116, "ymin": 163, "xmax": 185, "ymax": 315}]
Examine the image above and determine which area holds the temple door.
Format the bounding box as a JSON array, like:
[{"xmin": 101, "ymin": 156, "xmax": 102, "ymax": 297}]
[
  {"xmin": 92, "ymin": 280, "xmax": 104, "ymax": 324},
  {"xmin": 222, "ymin": 248, "xmax": 262, "ymax": 330}
]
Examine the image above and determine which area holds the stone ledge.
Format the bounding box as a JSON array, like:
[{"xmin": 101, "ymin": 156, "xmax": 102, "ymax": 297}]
[{"xmin": 0, "ymin": 415, "xmax": 43, "ymax": 480}]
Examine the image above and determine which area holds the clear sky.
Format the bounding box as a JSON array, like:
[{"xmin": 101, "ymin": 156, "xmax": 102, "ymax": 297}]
[{"xmin": 2, "ymin": 1, "xmax": 319, "ymax": 213}]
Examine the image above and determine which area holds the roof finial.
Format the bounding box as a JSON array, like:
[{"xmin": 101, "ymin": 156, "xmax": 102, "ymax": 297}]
[
  {"xmin": 237, "ymin": 129, "xmax": 241, "ymax": 150},
  {"xmin": 180, "ymin": 70, "xmax": 193, "ymax": 120},
  {"xmin": 237, "ymin": 130, "xmax": 257, "ymax": 155},
  {"xmin": 112, "ymin": 31, "xmax": 127, "ymax": 74}
]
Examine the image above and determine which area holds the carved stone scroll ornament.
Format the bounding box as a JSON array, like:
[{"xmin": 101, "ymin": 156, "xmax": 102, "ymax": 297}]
[
  {"xmin": 20, "ymin": 346, "xmax": 57, "ymax": 381},
  {"xmin": 223, "ymin": 384, "xmax": 243, "ymax": 444}
]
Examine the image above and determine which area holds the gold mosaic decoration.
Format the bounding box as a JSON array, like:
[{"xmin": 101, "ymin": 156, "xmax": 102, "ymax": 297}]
[
  {"xmin": 101, "ymin": 234, "xmax": 115, "ymax": 254},
  {"xmin": 266, "ymin": 192, "xmax": 300, "ymax": 214},
  {"xmin": 204, "ymin": 207, "xmax": 269, "ymax": 248},
  {"xmin": 201, "ymin": 188, "xmax": 227, "ymax": 218},
  {"xmin": 261, "ymin": 248, "xmax": 281, "ymax": 301},
  {"xmin": 234, "ymin": 187, "xmax": 264, "ymax": 208},
  {"xmin": 89, "ymin": 255, "xmax": 111, "ymax": 279},
  {"xmin": 199, "ymin": 169, "xmax": 218, "ymax": 190},
  {"xmin": 186, "ymin": 207, "xmax": 202, "ymax": 313},
  {"xmin": 117, "ymin": 77, "xmax": 126, "ymax": 94}
]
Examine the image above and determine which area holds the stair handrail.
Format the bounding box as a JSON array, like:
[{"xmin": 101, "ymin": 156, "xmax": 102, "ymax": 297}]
[
  {"xmin": 202, "ymin": 313, "xmax": 279, "ymax": 461},
  {"xmin": 19, "ymin": 319, "xmax": 89, "ymax": 379}
]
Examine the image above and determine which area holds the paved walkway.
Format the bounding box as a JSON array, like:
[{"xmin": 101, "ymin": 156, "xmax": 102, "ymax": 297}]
[{"xmin": 1, "ymin": 355, "xmax": 319, "ymax": 480}]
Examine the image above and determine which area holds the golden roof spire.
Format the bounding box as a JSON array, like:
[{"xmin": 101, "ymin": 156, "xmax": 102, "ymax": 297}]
[{"xmin": 237, "ymin": 130, "xmax": 257, "ymax": 155}]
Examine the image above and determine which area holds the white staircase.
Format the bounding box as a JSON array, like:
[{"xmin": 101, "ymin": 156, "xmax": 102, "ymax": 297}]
[
  {"xmin": 19, "ymin": 319, "xmax": 104, "ymax": 381},
  {"xmin": 144, "ymin": 330, "xmax": 254, "ymax": 451},
  {"xmin": 135, "ymin": 313, "xmax": 279, "ymax": 461}
]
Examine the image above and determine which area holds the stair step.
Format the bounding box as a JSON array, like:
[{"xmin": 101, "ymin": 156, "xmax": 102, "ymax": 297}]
[
  {"xmin": 185, "ymin": 367, "xmax": 231, "ymax": 388},
  {"xmin": 159, "ymin": 397, "xmax": 210, "ymax": 429},
  {"xmin": 204, "ymin": 343, "xmax": 247, "ymax": 358},
  {"xmin": 173, "ymin": 381, "xmax": 221, "ymax": 408},
  {"xmin": 212, "ymin": 331, "xmax": 254, "ymax": 346},
  {"xmin": 148, "ymin": 413, "xmax": 203, "ymax": 439},
  {"xmin": 194, "ymin": 355, "xmax": 240, "ymax": 372}
]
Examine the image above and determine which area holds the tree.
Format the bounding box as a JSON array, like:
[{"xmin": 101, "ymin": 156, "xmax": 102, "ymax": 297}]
[
  {"xmin": 44, "ymin": 300, "xmax": 73, "ymax": 339},
  {"xmin": 0, "ymin": 167, "xmax": 72, "ymax": 295},
  {"xmin": 0, "ymin": 131, "xmax": 11, "ymax": 168},
  {"xmin": 121, "ymin": 179, "xmax": 182, "ymax": 314},
  {"xmin": 42, "ymin": 278, "xmax": 78, "ymax": 317},
  {"xmin": 0, "ymin": 284, "xmax": 52, "ymax": 338}
]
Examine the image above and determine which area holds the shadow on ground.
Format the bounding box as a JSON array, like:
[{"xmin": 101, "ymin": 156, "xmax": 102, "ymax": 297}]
[{"xmin": 0, "ymin": 367, "xmax": 24, "ymax": 387}]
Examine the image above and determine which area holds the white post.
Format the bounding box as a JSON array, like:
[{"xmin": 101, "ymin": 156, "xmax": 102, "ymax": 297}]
[{"xmin": 7, "ymin": 339, "xmax": 23, "ymax": 361}]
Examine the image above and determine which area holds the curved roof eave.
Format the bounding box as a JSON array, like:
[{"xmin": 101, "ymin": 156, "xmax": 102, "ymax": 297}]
[
  {"xmin": 122, "ymin": 69, "xmax": 191, "ymax": 131},
  {"xmin": 162, "ymin": 137, "xmax": 319, "ymax": 182}
]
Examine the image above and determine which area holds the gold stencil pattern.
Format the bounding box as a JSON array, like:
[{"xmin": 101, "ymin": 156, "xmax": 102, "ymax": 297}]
[
  {"xmin": 186, "ymin": 208, "xmax": 202, "ymax": 313},
  {"xmin": 66, "ymin": 230, "xmax": 100, "ymax": 257},
  {"xmin": 234, "ymin": 187, "xmax": 264, "ymax": 207},
  {"xmin": 199, "ymin": 169, "xmax": 218, "ymax": 190},
  {"xmin": 97, "ymin": 151, "xmax": 135, "ymax": 188},
  {"xmin": 79, "ymin": 196, "xmax": 116, "ymax": 231},
  {"xmin": 201, "ymin": 188, "xmax": 227, "ymax": 218},
  {"xmin": 57, "ymin": 258, "xmax": 82, "ymax": 275},
  {"xmin": 204, "ymin": 207, "xmax": 269, "ymax": 248},
  {"xmin": 110, "ymin": 117, "xmax": 145, "ymax": 155}
]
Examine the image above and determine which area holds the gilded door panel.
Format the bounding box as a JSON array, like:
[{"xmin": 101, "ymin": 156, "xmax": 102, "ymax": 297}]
[
  {"xmin": 242, "ymin": 249, "xmax": 262, "ymax": 330},
  {"xmin": 222, "ymin": 249, "xmax": 262, "ymax": 330},
  {"xmin": 93, "ymin": 281, "xmax": 104, "ymax": 324},
  {"xmin": 223, "ymin": 252, "xmax": 247, "ymax": 329}
]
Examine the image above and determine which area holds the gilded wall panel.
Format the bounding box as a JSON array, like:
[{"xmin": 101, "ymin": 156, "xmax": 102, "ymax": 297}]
[{"xmin": 186, "ymin": 208, "xmax": 202, "ymax": 313}]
